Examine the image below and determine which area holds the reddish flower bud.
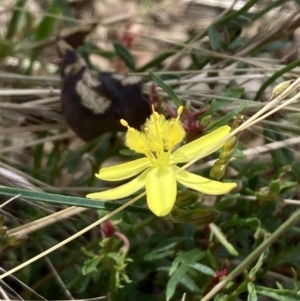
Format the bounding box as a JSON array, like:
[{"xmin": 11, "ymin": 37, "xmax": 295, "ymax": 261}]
[{"xmin": 102, "ymin": 220, "xmax": 116, "ymax": 237}]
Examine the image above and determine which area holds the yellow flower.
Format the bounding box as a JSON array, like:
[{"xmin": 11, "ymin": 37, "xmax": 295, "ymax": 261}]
[{"xmin": 87, "ymin": 107, "xmax": 236, "ymax": 217}]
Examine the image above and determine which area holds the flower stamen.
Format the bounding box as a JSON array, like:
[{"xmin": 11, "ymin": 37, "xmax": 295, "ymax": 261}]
[
  {"xmin": 89, "ymin": 107, "xmax": 236, "ymax": 217},
  {"xmin": 121, "ymin": 119, "xmax": 155, "ymax": 164}
]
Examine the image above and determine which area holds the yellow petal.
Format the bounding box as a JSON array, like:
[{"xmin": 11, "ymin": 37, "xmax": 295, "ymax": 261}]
[
  {"xmin": 96, "ymin": 158, "xmax": 151, "ymax": 181},
  {"xmin": 175, "ymin": 167, "xmax": 236, "ymax": 195},
  {"xmin": 87, "ymin": 169, "xmax": 149, "ymax": 200},
  {"xmin": 172, "ymin": 125, "xmax": 231, "ymax": 163},
  {"xmin": 146, "ymin": 167, "xmax": 177, "ymax": 217}
]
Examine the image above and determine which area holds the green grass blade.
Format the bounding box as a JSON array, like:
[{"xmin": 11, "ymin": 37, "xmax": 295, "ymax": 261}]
[{"xmin": 0, "ymin": 185, "xmax": 150, "ymax": 215}]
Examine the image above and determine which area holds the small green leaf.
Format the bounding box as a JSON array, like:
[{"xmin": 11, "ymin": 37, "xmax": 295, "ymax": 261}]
[
  {"xmin": 269, "ymin": 180, "xmax": 280, "ymax": 197},
  {"xmin": 83, "ymin": 42, "xmax": 116, "ymax": 60},
  {"xmin": 144, "ymin": 238, "xmax": 186, "ymax": 261},
  {"xmin": 248, "ymin": 283, "xmax": 258, "ymax": 301},
  {"xmin": 167, "ymin": 249, "xmax": 205, "ymax": 300},
  {"xmin": 256, "ymin": 286, "xmax": 300, "ymax": 301},
  {"xmin": 215, "ymin": 193, "xmax": 240, "ymax": 211},
  {"xmin": 208, "ymin": 104, "xmax": 247, "ymax": 131},
  {"xmin": 208, "ymin": 25, "xmax": 222, "ymax": 51},
  {"xmin": 263, "ymin": 41, "xmax": 289, "ymax": 52},
  {"xmin": 169, "ymin": 249, "xmax": 206, "ymax": 275},
  {"xmin": 82, "ymin": 257, "xmax": 101, "ymax": 275},
  {"xmin": 280, "ymin": 181, "xmax": 297, "ymax": 190},
  {"xmin": 107, "ymin": 252, "xmax": 120, "ymax": 261},
  {"xmin": 179, "ymin": 273, "xmax": 201, "ymax": 293},
  {"xmin": 210, "ymin": 223, "xmax": 239, "ymax": 256},
  {"xmin": 201, "ymin": 115, "xmax": 212, "ymax": 126},
  {"xmin": 144, "ymin": 250, "xmax": 174, "ymax": 261},
  {"xmin": 149, "ymin": 71, "xmax": 183, "ymax": 107},
  {"xmin": 190, "ymin": 262, "xmax": 215, "ymax": 276},
  {"xmin": 209, "ymin": 87, "xmax": 245, "ymax": 114},
  {"xmin": 34, "ymin": 0, "xmax": 62, "ymax": 41},
  {"xmin": 249, "ymin": 250, "xmax": 268, "ymax": 279},
  {"xmin": 234, "ymin": 148, "xmax": 246, "ymax": 159},
  {"xmin": 6, "ymin": 0, "xmax": 27, "ymax": 40},
  {"xmin": 214, "ymin": 294, "xmax": 227, "ymax": 301},
  {"xmin": 113, "ymin": 41, "xmax": 136, "ymax": 71}
]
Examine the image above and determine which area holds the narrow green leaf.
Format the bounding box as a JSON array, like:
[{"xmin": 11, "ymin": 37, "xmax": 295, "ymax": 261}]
[
  {"xmin": 179, "ymin": 273, "xmax": 201, "ymax": 293},
  {"xmin": 149, "ymin": 71, "xmax": 182, "ymax": 106},
  {"xmin": 214, "ymin": 294, "xmax": 227, "ymax": 301},
  {"xmin": 113, "ymin": 41, "xmax": 136, "ymax": 71},
  {"xmin": 269, "ymin": 180, "xmax": 280, "ymax": 196},
  {"xmin": 208, "ymin": 87, "xmax": 245, "ymax": 114},
  {"xmin": 208, "ymin": 104, "xmax": 247, "ymax": 131},
  {"xmin": 256, "ymin": 286, "xmax": 300, "ymax": 301},
  {"xmin": 210, "ymin": 223, "xmax": 239, "ymax": 256},
  {"xmin": 106, "ymin": 252, "xmax": 120, "ymax": 261},
  {"xmin": 82, "ymin": 257, "xmax": 101, "ymax": 275},
  {"xmin": 208, "ymin": 25, "xmax": 222, "ymax": 51},
  {"xmin": 34, "ymin": 0, "xmax": 62, "ymax": 41},
  {"xmin": 249, "ymin": 250, "xmax": 268, "ymax": 279},
  {"xmin": 169, "ymin": 249, "xmax": 206, "ymax": 275},
  {"xmin": 248, "ymin": 283, "xmax": 258, "ymax": 301},
  {"xmin": 167, "ymin": 249, "xmax": 205, "ymax": 300},
  {"xmin": 82, "ymin": 42, "xmax": 116, "ymax": 60},
  {"xmin": 263, "ymin": 41, "xmax": 289, "ymax": 52},
  {"xmin": 0, "ymin": 185, "xmax": 150, "ymax": 215},
  {"xmin": 144, "ymin": 250, "xmax": 174, "ymax": 261},
  {"xmin": 215, "ymin": 193, "xmax": 240, "ymax": 211},
  {"xmin": 280, "ymin": 181, "xmax": 297, "ymax": 190},
  {"xmin": 234, "ymin": 148, "xmax": 246, "ymax": 159},
  {"xmin": 190, "ymin": 262, "xmax": 215, "ymax": 276},
  {"xmin": 6, "ymin": 0, "xmax": 27, "ymax": 39}
]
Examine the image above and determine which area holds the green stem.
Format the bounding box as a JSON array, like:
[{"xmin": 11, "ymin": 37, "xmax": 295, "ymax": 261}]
[
  {"xmin": 109, "ymin": 262, "xmax": 117, "ymax": 301},
  {"xmin": 226, "ymin": 279, "xmax": 248, "ymax": 301},
  {"xmin": 200, "ymin": 208, "xmax": 300, "ymax": 301},
  {"xmin": 255, "ymin": 58, "xmax": 300, "ymax": 101},
  {"xmin": 215, "ymin": 0, "xmax": 260, "ymax": 27}
]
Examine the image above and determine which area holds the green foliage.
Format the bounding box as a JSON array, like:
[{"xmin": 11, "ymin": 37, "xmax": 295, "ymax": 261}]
[
  {"xmin": 255, "ymin": 286, "xmax": 300, "ymax": 301},
  {"xmin": 167, "ymin": 249, "xmax": 205, "ymax": 300},
  {"xmin": 113, "ymin": 41, "xmax": 136, "ymax": 71},
  {"xmin": 149, "ymin": 71, "xmax": 183, "ymax": 107},
  {"xmin": 1, "ymin": 0, "xmax": 300, "ymax": 300}
]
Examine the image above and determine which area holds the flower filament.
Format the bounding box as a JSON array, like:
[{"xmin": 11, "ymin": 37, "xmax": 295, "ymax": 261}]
[{"xmin": 121, "ymin": 106, "xmax": 185, "ymax": 168}]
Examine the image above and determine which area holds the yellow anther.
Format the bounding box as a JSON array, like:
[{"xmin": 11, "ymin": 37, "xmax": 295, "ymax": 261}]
[
  {"xmin": 177, "ymin": 106, "xmax": 184, "ymax": 116},
  {"xmin": 154, "ymin": 111, "xmax": 160, "ymax": 120},
  {"xmin": 120, "ymin": 119, "xmax": 129, "ymax": 127}
]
